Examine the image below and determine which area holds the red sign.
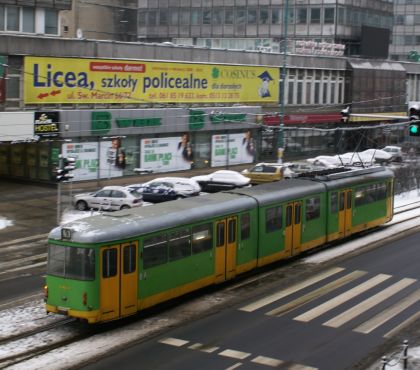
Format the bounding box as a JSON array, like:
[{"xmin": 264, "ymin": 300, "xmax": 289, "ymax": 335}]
[{"xmin": 264, "ymin": 113, "xmax": 341, "ymax": 125}]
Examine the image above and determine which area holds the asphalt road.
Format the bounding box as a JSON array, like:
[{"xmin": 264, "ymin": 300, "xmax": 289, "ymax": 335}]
[{"xmin": 79, "ymin": 232, "xmax": 420, "ymax": 370}]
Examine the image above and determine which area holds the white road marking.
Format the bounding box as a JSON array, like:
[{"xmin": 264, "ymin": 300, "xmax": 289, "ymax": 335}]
[
  {"xmin": 0, "ymin": 233, "xmax": 49, "ymax": 248},
  {"xmin": 251, "ymin": 355, "xmax": 284, "ymax": 367},
  {"xmin": 294, "ymin": 274, "xmax": 391, "ymax": 322},
  {"xmin": 225, "ymin": 363, "xmax": 243, "ymax": 370},
  {"xmin": 355, "ymin": 289, "xmax": 420, "ymax": 334},
  {"xmin": 384, "ymin": 311, "xmax": 420, "ymax": 338},
  {"xmin": 323, "ymin": 278, "xmax": 416, "ymax": 328},
  {"xmin": 0, "ymin": 253, "xmax": 47, "ymax": 271},
  {"xmin": 188, "ymin": 343, "xmax": 220, "ymax": 353},
  {"xmin": 266, "ymin": 270, "xmax": 366, "ymax": 317},
  {"xmin": 239, "ymin": 267, "xmax": 345, "ymax": 312},
  {"xmin": 158, "ymin": 337, "xmax": 189, "ymax": 347},
  {"xmin": 218, "ymin": 349, "xmax": 251, "ymax": 360}
]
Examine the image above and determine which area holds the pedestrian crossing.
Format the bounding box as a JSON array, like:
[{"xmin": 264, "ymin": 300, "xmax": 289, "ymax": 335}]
[{"xmin": 239, "ymin": 268, "xmax": 420, "ymax": 338}]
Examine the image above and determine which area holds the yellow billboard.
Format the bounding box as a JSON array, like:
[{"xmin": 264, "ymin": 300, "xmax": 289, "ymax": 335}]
[{"xmin": 24, "ymin": 56, "xmax": 279, "ymax": 105}]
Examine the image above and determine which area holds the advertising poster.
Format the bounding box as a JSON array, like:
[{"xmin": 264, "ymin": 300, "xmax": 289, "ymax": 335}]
[
  {"xmin": 24, "ymin": 56, "xmax": 279, "ymax": 105},
  {"xmin": 62, "ymin": 142, "xmax": 99, "ymax": 181},
  {"xmin": 211, "ymin": 132, "xmax": 255, "ymax": 167},
  {"xmin": 140, "ymin": 136, "xmax": 193, "ymax": 173},
  {"xmin": 99, "ymin": 139, "xmax": 125, "ymax": 178}
]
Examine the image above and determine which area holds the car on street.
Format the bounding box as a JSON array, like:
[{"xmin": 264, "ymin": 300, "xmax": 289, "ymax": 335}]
[
  {"xmin": 73, "ymin": 186, "xmax": 143, "ymax": 211},
  {"xmin": 382, "ymin": 145, "xmax": 403, "ymax": 162},
  {"xmin": 191, "ymin": 170, "xmax": 251, "ymax": 192},
  {"xmin": 359, "ymin": 149, "xmax": 392, "ymax": 165},
  {"xmin": 241, "ymin": 163, "xmax": 293, "ymax": 184},
  {"xmin": 138, "ymin": 177, "xmax": 201, "ymax": 197},
  {"xmin": 126, "ymin": 181, "xmax": 194, "ymax": 203},
  {"xmin": 307, "ymin": 155, "xmax": 342, "ymax": 169}
]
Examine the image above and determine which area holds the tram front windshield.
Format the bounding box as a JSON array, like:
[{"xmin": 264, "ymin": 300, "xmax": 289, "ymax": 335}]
[{"xmin": 47, "ymin": 245, "xmax": 95, "ymax": 281}]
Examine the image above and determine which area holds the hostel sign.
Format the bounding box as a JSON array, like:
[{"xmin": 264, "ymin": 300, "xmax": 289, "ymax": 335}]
[{"xmin": 24, "ymin": 56, "xmax": 279, "ymax": 105}]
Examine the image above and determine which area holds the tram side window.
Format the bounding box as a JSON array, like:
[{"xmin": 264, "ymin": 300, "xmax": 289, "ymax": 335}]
[
  {"xmin": 266, "ymin": 206, "xmax": 282, "ymax": 233},
  {"xmin": 377, "ymin": 183, "xmax": 387, "ymax": 201},
  {"xmin": 306, "ymin": 196, "xmax": 320, "ymax": 221},
  {"xmin": 330, "ymin": 192, "xmax": 338, "ymax": 213},
  {"xmin": 169, "ymin": 228, "xmax": 191, "ymax": 262},
  {"xmin": 240, "ymin": 213, "xmax": 251, "ymax": 241},
  {"xmin": 143, "ymin": 234, "xmax": 167, "ymax": 269},
  {"xmin": 355, "ymin": 183, "xmax": 386, "ymax": 206},
  {"xmin": 123, "ymin": 243, "xmax": 136, "ymax": 274},
  {"xmin": 102, "ymin": 249, "xmax": 117, "ymax": 278},
  {"xmin": 355, "ymin": 187, "xmax": 365, "ymax": 207},
  {"xmin": 192, "ymin": 223, "xmax": 212, "ymax": 254},
  {"xmin": 48, "ymin": 245, "xmax": 66, "ymax": 277}
]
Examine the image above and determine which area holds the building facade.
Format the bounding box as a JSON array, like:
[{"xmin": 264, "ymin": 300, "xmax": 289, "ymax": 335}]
[{"xmin": 137, "ymin": 0, "xmax": 393, "ymax": 57}]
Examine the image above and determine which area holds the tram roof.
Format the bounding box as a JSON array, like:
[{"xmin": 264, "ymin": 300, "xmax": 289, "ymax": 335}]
[{"xmin": 49, "ymin": 192, "xmax": 256, "ymax": 244}]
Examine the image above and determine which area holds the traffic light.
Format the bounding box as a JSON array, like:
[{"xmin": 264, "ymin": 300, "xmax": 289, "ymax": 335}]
[
  {"xmin": 56, "ymin": 155, "xmax": 76, "ymax": 182},
  {"xmin": 408, "ymin": 104, "xmax": 420, "ymax": 136},
  {"xmin": 340, "ymin": 105, "xmax": 352, "ymax": 123}
]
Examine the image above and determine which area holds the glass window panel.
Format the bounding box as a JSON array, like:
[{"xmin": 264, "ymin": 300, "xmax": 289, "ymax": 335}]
[
  {"xmin": 45, "ymin": 9, "xmax": 58, "ymax": 34},
  {"xmin": 306, "ymin": 197, "xmax": 320, "ymax": 221},
  {"xmin": 159, "ymin": 10, "xmax": 168, "ymax": 25},
  {"xmin": 191, "ymin": 9, "xmax": 201, "ymax": 25},
  {"xmin": 6, "ymin": 76, "xmax": 20, "ymax": 99},
  {"xmin": 22, "ymin": 7, "xmax": 34, "ymax": 33},
  {"xmin": 180, "ymin": 9, "xmax": 190, "ymax": 25},
  {"xmin": 240, "ymin": 213, "xmax": 250, "ymax": 241},
  {"xmin": 247, "ymin": 8, "xmax": 257, "ymax": 24},
  {"xmin": 259, "ymin": 9, "xmax": 269, "ymax": 24},
  {"xmin": 169, "ymin": 228, "xmax": 191, "ymax": 261},
  {"xmin": 331, "ymin": 192, "xmax": 338, "ymax": 213},
  {"xmin": 324, "ymin": 8, "xmax": 334, "ymax": 24},
  {"xmin": 236, "ymin": 7, "xmax": 246, "ymax": 24},
  {"xmin": 102, "ymin": 249, "xmax": 117, "ymax": 278},
  {"xmin": 310, "ymin": 8, "xmax": 321, "ymax": 24},
  {"xmin": 266, "ymin": 206, "xmax": 282, "ymax": 233},
  {"xmin": 123, "ymin": 244, "xmax": 136, "ymax": 274},
  {"xmin": 213, "ymin": 9, "xmax": 223, "ymax": 25},
  {"xmin": 228, "ymin": 219, "xmax": 236, "ymax": 243},
  {"xmin": 170, "ymin": 10, "xmax": 178, "ymax": 25},
  {"xmin": 148, "ymin": 10, "xmax": 158, "ymax": 26},
  {"xmin": 294, "ymin": 203, "xmax": 301, "ymax": 224},
  {"xmin": 272, "ymin": 8, "xmax": 281, "ymax": 24},
  {"xmin": 297, "ymin": 8, "xmax": 307, "ymax": 24},
  {"xmin": 203, "ymin": 9, "xmax": 212, "ymax": 25},
  {"xmin": 6, "ymin": 6, "xmax": 19, "ymax": 31},
  {"xmin": 225, "ymin": 9, "xmax": 234, "ymax": 24},
  {"xmin": 143, "ymin": 234, "xmax": 167, "ymax": 268},
  {"xmin": 192, "ymin": 223, "xmax": 212, "ymax": 254},
  {"xmin": 347, "ymin": 191, "xmax": 352, "ymax": 209},
  {"xmin": 286, "ymin": 205, "xmax": 292, "ymax": 226},
  {"xmin": 216, "ymin": 222, "xmax": 225, "ymax": 247},
  {"xmin": 47, "ymin": 245, "xmax": 66, "ymax": 277}
]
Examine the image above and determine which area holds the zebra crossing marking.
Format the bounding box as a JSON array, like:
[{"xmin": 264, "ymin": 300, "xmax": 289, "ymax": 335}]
[
  {"xmin": 323, "ymin": 278, "xmax": 416, "ymax": 328},
  {"xmin": 384, "ymin": 311, "xmax": 420, "ymax": 338},
  {"xmin": 294, "ymin": 273, "xmax": 391, "ymax": 322},
  {"xmin": 240, "ymin": 267, "xmax": 345, "ymax": 312},
  {"xmin": 266, "ymin": 270, "xmax": 366, "ymax": 317},
  {"xmin": 354, "ymin": 289, "xmax": 420, "ymax": 334}
]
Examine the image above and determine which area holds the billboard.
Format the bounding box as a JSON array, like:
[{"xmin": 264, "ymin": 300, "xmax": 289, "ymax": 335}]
[
  {"xmin": 24, "ymin": 56, "xmax": 279, "ymax": 105},
  {"xmin": 140, "ymin": 136, "xmax": 193, "ymax": 173},
  {"xmin": 211, "ymin": 132, "xmax": 255, "ymax": 167}
]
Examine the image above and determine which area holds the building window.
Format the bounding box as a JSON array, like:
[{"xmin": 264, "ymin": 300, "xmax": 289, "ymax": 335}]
[
  {"xmin": 203, "ymin": 9, "xmax": 212, "ymax": 25},
  {"xmin": 236, "ymin": 7, "xmax": 246, "ymax": 24},
  {"xmin": 6, "ymin": 6, "xmax": 19, "ymax": 31},
  {"xmin": 260, "ymin": 8, "xmax": 269, "ymax": 24},
  {"xmin": 159, "ymin": 10, "xmax": 168, "ymax": 26},
  {"xmin": 148, "ymin": 10, "xmax": 158, "ymax": 26},
  {"xmin": 324, "ymin": 8, "xmax": 334, "ymax": 24},
  {"xmin": 0, "ymin": 6, "xmax": 4, "ymax": 30},
  {"xmin": 225, "ymin": 9, "xmax": 234, "ymax": 24},
  {"xmin": 22, "ymin": 7, "xmax": 34, "ymax": 33},
  {"xmin": 6, "ymin": 75, "xmax": 20, "ymax": 99},
  {"xmin": 191, "ymin": 9, "xmax": 201, "ymax": 25},
  {"xmin": 297, "ymin": 8, "xmax": 307, "ymax": 24},
  {"xmin": 170, "ymin": 10, "xmax": 178, "ymax": 26},
  {"xmin": 310, "ymin": 8, "xmax": 321, "ymax": 24},
  {"xmin": 272, "ymin": 8, "xmax": 281, "ymax": 24},
  {"xmin": 213, "ymin": 9, "xmax": 223, "ymax": 25},
  {"xmin": 180, "ymin": 9, "xmax": 190, "ymax": 25},
  {"xmin": 248, "ymin": 8, "xmax": 257, "ymax": 24}
]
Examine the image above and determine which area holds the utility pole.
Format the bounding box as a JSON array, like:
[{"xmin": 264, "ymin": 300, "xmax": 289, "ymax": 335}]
[{"xmin": 278, "ymin": 0, "xmax": 289, "ymax": 164}]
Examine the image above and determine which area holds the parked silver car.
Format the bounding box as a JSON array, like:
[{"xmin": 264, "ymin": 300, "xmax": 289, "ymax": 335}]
[{"xmin": 73, "ymin": 186, "xmax": 143, "ymax": 211}]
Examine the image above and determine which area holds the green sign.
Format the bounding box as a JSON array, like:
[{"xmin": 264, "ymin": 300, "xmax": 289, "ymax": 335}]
[
  {"xmin": 189, "ymin": 110, "xmax": 205, "ymax": 130},
  {"xmin": 210, "ymin": 113, "xmax": 247, "ymax": 124}
]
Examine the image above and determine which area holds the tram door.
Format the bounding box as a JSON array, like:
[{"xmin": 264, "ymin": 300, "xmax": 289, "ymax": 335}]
[
  {"xmin": 215, "ymin": 217, "xmax": 237, "ymax": 283},
  {"xmin": 338, "ymin": 190, "xmax": 353, "ymax": 237},
  {"xmin": 100, "ymin": 242, "xmax": 138, "ymax": 321},
  {"xmin": 285, "ymin": 202, "xmax": 302, "ymax": 257}
]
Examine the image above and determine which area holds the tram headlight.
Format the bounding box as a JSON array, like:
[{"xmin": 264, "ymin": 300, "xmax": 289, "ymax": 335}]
[{"xmin": 44, "ymin": 285, "xmax": 48, "ymax": 301}]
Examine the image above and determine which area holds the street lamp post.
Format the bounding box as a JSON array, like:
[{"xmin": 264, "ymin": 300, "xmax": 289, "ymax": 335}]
[{"xmin": 278, "ymin": 0, "xmax": 289, "ymax": 164}]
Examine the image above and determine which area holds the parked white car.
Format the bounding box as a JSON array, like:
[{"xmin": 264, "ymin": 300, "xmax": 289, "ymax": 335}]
[
  {"xmin": 360, "ymin": 149, "xmax": 392, "ymax": 164},
  {"xmin": 382, "ymin": 146, "xmax": 403, "ymax": 162},
  {"xmin": 143, "ymin": 177, "xmax": 201, "ymax": 197},
  {"xmin": 73, "ymin": 186, "xmax": 143, "ymax": 211},
  {"xmin": 192, "ymin": 170, "xmax": 251, "ymax": 193}
]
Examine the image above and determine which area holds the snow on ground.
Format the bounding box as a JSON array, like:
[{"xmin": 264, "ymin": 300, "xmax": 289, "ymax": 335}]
[{"xmin": 1, "ymin": 191, "xmax": 420, "ymax": 369}]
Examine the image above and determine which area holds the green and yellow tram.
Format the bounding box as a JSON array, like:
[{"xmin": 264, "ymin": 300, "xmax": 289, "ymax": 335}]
[{"xmin": 45, "ymin": 166, "xmax": 394, "ymax": 323}]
